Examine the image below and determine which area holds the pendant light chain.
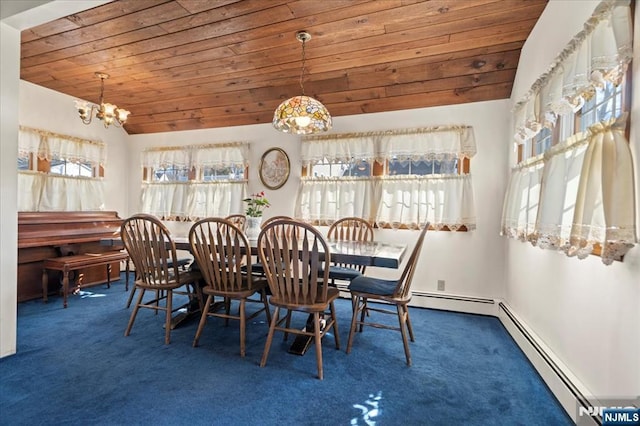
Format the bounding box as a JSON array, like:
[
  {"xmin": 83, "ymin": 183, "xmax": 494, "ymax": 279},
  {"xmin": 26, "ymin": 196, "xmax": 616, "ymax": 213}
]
[{"xmin": 299, "ymin": 37, "xmax": 307, "ymax": 96}]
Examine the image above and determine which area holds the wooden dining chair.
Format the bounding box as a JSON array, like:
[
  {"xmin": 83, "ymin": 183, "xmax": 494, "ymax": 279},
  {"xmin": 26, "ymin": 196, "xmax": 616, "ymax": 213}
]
[
  {"xmin": 257, "ymin": 219, "xmax": 340, "ymax": 380},
  {"xmin": 120, "ymin": 214, "xmax": 203, "ymax": 345},
  {"xmin": 326, "ymin": 217, "xmax": 374, "ymax": 284},
  {"xmin": 225, "ymin": 214, "xmax": 247, "ymax": 231},
  {"xmin": 189, "ymin": 218, "xmax": 271, "ymax": 357},
  {"xmin": 346, "ymin": 223, "xmax": 429, "ymax": 366}
]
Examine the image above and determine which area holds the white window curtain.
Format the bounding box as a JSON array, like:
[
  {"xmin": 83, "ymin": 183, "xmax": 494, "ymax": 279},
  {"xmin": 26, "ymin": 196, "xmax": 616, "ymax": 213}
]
[
  {"xmin": 187, "ymin": 181, "xmax": 247, "ymax": 219},
  {"xmin": 297, "ymin": 126, "xmax": 477, "ymax": 229},
  {"xmin": 375, "ymin": 126, "xmax": 477, "ymax": 162},
  {"xmin": 295, "ymin": 178, "xmax": 374, "ymax": 224},
  {"xmin": 513, "ymin": 0, "xmax": 633, "ymax": 143},
  {"xmin": 17, "ymin": 127, "xmax": 106, "ymax": 212},
  {"xmin": 504, "ymin": 0, "xmax": 636, "ymax": 264},
  {"xmin": 500, "ymin": 158, "xmax": 544, "ymax": 242},
  {"xmin": 376, "ymin": 175, "xmax": 476, "ymax": 230},
  {"xmin": 140, "ymin": 143, "xmax": 249, "ymax": 220},
  {"xmin": 301, "ymin": 136, "xmax": 376, "ymax": 165},
  {"xmin": 533, "ymin": 118, "xmax": 635, "ymax": 264}
]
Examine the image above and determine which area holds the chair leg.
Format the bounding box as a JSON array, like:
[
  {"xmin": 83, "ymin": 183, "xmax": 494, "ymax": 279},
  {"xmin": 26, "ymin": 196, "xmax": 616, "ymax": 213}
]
[
  {"xmin": 404, "ymin": 304, "xmax": 415, "ymax": 342},
  {"xmin": 125, "ymin": 285, "xmax": 137, "ymax": 308},
  {"xmin": 261, "ymin": 289, "xmax": 271, "ymax": 324},
  {"xmin": 164, "ymin": 289, "xmax": 173, "ymax": 345},
  {"xmin": 125, "ymin": 288, "xmax": 145, "ymax": 336},
  {"xmin": 346, "ymin": 294, "xmax": 361, "ymax": 354},
  {"xmin": 193, "ymin": 294, "xmax": 213, "ymax": 347},
  {"xmin": 313, "ymin": 312, "xmax": 323, "ymax": 380},
  {"xmin": 396, "ymin": 303, "xmax": 411, "ymax": 366},
  {"xmin": 329, "ymin": 301, "xmax": 340, "ymax": 350},
  {"xmin": 260, "ymin": 306, "xmax": 279, "ymax": 368},
  {"xmin": 359, "ymin": 297, "xmax": 368, "ymax": 332},
  {"xmin": 239, "ymin": 298, "xmax": 246, "ymax": 357}
]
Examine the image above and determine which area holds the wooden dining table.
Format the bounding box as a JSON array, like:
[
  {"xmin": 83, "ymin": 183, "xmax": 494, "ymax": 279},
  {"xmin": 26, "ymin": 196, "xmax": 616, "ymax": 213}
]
[
  {"xmin": 101, "ymin": 234, "xmax": 407, "ymax": 352},
  {"xmin": 101, "ymin": 235, "xmax": 407, "ymax": 269}
]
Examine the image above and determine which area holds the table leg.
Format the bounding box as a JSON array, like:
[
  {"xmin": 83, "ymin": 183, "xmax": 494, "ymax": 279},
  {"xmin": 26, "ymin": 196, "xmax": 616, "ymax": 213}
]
[
  {"xmin": 42, "ymin": 269, "xmax": 48, "ymax": 303},
  {"xmin": 62, "ymin": 267, "xmax": 70, "ymax": 308},
  {"xmin": 106, "ymin": 264, "xmax": 112, "ymax": 289},
  {"xmin": 288, "ymin": 314, "xmax": 323, "ymax": 356}
]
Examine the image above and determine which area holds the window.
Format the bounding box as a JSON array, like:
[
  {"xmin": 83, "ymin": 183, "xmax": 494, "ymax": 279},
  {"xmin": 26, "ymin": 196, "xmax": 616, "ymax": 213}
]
[
  {"xmin": 17, "ymin": 127, "xmax": 106, "ymax": 211},
  {"xmin": 504, "ymin": 0, "xmax": 635, "ymax": 264},
  {"xmin": 297, "ymin": 126, "xmax": 477, "ymax": 231},
  {"xmin": 49, "ymin": 158, "xmax": 94, "ymax": 177},
  {"xmin": 140, "ymin": 143, "xmax": 249, "ymax": 220},
  {"xmin": 388, "ymin": 158, "xmax": 458, "ymax": 175},
  {"xmin": 577, "ymin": 80, "xmax": 626, "ymax": 132}
]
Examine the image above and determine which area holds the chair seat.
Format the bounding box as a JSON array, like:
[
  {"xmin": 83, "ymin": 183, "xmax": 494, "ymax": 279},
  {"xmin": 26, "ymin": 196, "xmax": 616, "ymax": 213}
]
[
  {"xmin": 135, "ymin": 270, "xmax": 202, "ymax": 290},
  {"xmin": 321, "ymin": 265, "xmax": 362, "ymax": 281},
  {"xmin": 202, "ymin": 278, "xmax": 269, "ymax": 299},
  {"xmin": 268, "ymin": 286, "xmax": 340, "ymax": 312},
  {"xmin": 348, "ymin": 275, "xmax": 397, "ymax": 296}
]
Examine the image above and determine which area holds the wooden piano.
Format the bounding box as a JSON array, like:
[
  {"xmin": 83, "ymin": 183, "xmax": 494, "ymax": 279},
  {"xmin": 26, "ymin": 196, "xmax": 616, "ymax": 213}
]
[{"xmin": 18, "ymin": 211, "xmax": 125, "ymax": 302}]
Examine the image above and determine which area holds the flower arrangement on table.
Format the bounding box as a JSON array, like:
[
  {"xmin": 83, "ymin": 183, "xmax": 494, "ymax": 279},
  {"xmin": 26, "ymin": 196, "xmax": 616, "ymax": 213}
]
[{"xmin": 243, "ymin": 191, "xmax": 270, "ymax": 217}]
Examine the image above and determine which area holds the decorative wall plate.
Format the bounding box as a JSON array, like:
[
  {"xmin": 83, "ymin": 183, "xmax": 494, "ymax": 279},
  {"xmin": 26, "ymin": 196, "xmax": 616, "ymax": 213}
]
[{"xmin": 259, "ymin": 147, "xmax": 290, "ymax": 190}]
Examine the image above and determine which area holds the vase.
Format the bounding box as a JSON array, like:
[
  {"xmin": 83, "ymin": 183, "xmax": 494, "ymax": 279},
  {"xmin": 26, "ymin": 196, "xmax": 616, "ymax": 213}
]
[{"xmin": 245, "ymin": 216, "xmax": 263, "ymax": 240}]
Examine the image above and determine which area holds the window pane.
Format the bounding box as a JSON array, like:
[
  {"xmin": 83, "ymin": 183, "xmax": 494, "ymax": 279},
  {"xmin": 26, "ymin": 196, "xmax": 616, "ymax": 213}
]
[
  {"xmin": 311, "ymin": 158, "xmax": 370, "ymax": 177},
  {"xmin": 343, "ymin": 160, "xmax": 370, "ymax": 177},
  {"xmin": 18, "ymin": 157, "xmax": 30, "ymax": 171},
  {"xmin": 533, "ymin": 128, "xmax": 552, "ymax": 156},
  {"xmin": 389, "ymin": 158, "xmax": 458, "ymax": 175},
  {"xmin": 202, "ymin": 165, "xmax": 243, "ymax": 181},
  {"xmin": 49, "ymin": 158, "xmax": 94, "ymax": 177},
  {"xmin": 153, "ymin": 166, "xmax": 190, "ymax": 182}
]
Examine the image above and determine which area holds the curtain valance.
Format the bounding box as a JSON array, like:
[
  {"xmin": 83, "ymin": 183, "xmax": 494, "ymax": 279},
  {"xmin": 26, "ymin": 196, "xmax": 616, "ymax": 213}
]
[
  {"xmin": 18, "ymin": 126, "xmax": 106, "ymax": 166},
  {"xmin": 141, "ymin": 142, "xmax": 249, "ymax": 168},
  {"xmin": 513, "ymin": 0, "xmax": 633, "ymax": 143},
  {"xmin": 301, "ymin": 136, "xmax": 377, "ymax": 165},
  {"xmin": 301, "ymin": 126, "xmax": 476, "ymax": 165}
]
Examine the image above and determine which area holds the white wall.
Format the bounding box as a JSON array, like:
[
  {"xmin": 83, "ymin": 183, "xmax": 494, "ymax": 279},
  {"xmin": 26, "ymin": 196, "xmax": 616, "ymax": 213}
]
[
  {"xmin": 506, "ymin": 0, "xmax": 640, "ymax": 399},
  {"xmin": 127, "ymin": 99, "xmax": 510, "ymax": 301},
  {"xmin": 0, "ymin": 22, "xmax": 20, "ymax": 358}
]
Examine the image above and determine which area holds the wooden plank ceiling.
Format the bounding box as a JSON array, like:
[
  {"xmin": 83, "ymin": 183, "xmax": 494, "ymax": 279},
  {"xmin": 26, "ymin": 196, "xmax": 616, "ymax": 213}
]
[{"xmin": 20, "ymin": 0, "xmax": 548, "ymax": 135}]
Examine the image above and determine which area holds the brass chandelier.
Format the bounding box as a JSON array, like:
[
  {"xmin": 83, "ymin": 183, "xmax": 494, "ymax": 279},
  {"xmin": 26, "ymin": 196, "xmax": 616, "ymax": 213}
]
[{"xmin": 75, "ymin": 72, "xmax": 130, "ymax": 128}]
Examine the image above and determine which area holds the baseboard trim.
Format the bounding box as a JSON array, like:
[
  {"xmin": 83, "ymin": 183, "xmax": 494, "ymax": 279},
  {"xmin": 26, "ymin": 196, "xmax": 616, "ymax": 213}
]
[
  {"xmin": 409, "ymin": 290, "xmax": 497, "ymax": 316},
  {"xmin": 498, "ymin": 301, "xmax": 599, "ymax": 426}
]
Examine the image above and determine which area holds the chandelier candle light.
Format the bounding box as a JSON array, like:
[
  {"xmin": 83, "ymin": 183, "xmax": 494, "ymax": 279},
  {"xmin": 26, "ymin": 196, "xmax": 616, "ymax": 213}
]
[
  {"xmin": 75, "ymin": 72, "xmax": 130, "ymax": 128},
  {"xmin": 272, "ymin": 31, "xmax": 332, "ymax": 135}
]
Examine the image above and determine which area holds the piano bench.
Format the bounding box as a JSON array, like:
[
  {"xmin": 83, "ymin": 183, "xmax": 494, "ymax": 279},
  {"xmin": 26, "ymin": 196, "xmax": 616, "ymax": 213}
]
[{"xmin": 42, "ymin": 252, "xmax": 130, "ymax": 308}]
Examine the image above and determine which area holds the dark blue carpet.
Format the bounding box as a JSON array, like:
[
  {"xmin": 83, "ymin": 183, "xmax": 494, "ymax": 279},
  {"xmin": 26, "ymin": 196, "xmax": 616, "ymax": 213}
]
[{"xmin": 1, "ymin": 273, "xmax": 572, "ymax": 425}]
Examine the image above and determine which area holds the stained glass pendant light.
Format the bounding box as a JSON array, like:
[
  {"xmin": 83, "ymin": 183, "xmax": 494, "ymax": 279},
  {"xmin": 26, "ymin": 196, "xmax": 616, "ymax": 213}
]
[{"xmin": 273, "ymin": 31, "xmax": 332, "ymax": 135}]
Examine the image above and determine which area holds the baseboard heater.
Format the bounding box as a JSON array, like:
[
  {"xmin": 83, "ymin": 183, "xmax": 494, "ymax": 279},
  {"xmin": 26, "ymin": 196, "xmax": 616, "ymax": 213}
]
[
  {"xmin": 412, "ymin": 291, "xmax": 495, "ymax": 305},
  {"xmin": 499, "ymin": 302, "xmax": 600, "ymax": 426}
]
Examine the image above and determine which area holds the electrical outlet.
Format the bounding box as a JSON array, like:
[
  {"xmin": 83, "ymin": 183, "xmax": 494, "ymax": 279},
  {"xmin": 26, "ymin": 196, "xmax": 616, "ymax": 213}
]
[{"xmin": 437, "ymin": 279, "xmax": 445, "ymax": 291}]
